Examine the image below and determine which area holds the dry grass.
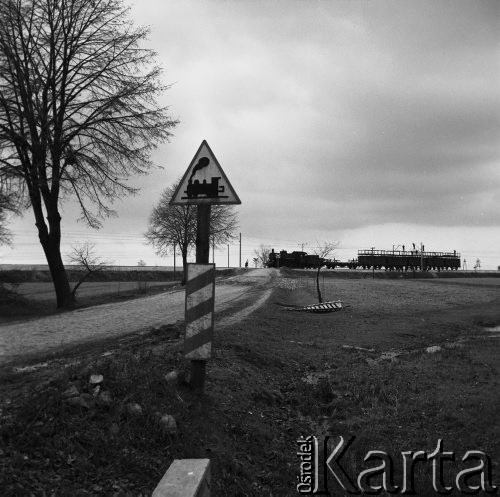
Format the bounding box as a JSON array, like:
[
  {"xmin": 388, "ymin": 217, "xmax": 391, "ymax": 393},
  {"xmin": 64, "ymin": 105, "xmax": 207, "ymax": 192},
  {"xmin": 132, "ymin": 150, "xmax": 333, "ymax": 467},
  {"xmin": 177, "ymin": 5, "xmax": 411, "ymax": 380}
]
[{"xmin": 0, "ymin": 272, "xmax": 499, "ymax": 495}]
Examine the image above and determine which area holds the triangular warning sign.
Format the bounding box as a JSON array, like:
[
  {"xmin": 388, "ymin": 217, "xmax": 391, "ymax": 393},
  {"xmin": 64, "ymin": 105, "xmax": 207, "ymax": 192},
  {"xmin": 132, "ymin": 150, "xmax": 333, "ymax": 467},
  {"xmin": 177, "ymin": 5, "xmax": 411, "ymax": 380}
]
[{"xmin": 170, "ymin": 140, "xmax": 241, "ymax": 205}]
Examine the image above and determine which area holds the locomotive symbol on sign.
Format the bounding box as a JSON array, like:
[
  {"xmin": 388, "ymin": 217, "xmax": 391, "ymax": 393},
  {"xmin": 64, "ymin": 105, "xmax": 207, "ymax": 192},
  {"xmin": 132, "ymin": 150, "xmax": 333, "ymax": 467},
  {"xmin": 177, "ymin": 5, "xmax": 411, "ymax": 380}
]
[
  {"xmin": 183, "ymin": 175, "xmax": 227, "ymax": 200},
  {"xmin": 182, "ymin": 157, "xmax": 228, "ymax": 200},
  {"xmin": 170, "ymin": 140, "xmax": 241, "ymax": 205}
]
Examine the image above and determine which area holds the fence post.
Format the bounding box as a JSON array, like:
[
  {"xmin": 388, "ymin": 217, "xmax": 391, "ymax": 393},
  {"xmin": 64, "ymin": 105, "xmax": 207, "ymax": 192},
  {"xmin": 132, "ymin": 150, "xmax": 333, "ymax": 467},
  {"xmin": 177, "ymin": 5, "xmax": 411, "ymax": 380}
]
[{"xmin": 152, "ymin": 459, "xmax": 210, "ymax": 497}]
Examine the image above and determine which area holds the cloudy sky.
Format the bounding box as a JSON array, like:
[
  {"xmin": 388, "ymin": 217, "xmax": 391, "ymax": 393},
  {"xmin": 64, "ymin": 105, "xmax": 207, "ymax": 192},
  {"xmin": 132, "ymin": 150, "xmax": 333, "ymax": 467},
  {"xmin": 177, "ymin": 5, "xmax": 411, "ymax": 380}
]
[{"xmin": 2, "ymin": 0, "xmax": 499, "ymax": 269}]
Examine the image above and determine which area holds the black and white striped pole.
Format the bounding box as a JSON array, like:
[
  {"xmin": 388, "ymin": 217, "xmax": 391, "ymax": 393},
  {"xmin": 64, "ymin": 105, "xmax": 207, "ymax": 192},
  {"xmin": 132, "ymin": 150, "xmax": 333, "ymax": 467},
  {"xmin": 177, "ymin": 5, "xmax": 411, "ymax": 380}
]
[{"xmin": 186, "ymin": 204, "xmax": 213, "ymax": 390}]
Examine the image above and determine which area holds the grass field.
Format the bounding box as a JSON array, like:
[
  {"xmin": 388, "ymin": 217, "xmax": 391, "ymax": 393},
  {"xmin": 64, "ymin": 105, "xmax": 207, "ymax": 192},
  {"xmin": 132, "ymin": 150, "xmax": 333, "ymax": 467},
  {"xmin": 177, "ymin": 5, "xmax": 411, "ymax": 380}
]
[
  {"xmin": 6, "ymin": 281, "xmax": 176, "ymax": 303},
  {"xmin": 0, "ymin": 271, "xmax": 499, "ymax": 495}
]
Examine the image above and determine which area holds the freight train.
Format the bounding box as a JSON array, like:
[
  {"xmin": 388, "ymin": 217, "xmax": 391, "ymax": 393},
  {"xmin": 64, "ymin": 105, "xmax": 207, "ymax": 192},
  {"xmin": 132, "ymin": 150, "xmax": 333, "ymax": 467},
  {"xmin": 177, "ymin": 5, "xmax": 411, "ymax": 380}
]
[{"xmin": 267, "ymin": 248, "xmax": 461, "ymax": 271}]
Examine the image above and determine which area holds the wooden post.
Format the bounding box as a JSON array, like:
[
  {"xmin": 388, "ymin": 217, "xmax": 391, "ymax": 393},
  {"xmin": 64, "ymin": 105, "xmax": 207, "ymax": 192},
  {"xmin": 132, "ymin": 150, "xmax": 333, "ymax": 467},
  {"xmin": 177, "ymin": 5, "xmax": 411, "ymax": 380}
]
[
  {"xmin": 196, "ymin": 205, "xmax": 211, "ymax": 264},
  {"xmin": 173, "ymin": 243, "xmax": 176, "ymax": 281},
  {"xmin": 191, "ymin": 204, "xmax": 211, "ymax": 391}
]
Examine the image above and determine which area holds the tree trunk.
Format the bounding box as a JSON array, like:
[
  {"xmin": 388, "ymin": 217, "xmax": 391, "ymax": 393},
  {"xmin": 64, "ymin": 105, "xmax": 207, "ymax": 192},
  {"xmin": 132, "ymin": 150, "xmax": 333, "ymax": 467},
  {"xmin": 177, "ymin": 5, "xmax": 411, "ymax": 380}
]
[
  {"xmin": 71, "ymin": 271, "xmax": 92, "ymax": 300},
  {"xmin": 35, "ymin": 205, "xmax": 73, "ymax": 308},
  {"xmin": 316, "ymin": 264, "xmax": 323, "ymax": 303},
  {"xmin": 44, "ymin": 242, "xmax": 73, "ymax": 308},
  {"xmin": 181, "ymin": 249, "xmax": 188, "ymax": 286}
]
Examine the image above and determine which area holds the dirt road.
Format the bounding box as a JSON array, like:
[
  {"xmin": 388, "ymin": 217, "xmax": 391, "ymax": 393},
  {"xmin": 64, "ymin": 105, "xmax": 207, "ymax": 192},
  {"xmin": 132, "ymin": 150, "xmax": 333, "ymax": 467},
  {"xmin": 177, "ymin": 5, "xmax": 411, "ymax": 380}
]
[{"xmin": 0, "ymin": 268, "xmax": 276, "ymax": 365}]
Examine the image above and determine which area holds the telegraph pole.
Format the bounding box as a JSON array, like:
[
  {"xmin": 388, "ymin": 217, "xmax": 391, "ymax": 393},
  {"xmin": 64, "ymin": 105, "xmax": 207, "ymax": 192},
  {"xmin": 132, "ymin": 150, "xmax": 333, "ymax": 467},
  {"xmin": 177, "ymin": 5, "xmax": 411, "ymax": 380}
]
[
  {"xmin": 239, "ymin": 232, "xmax": 241, "ymax": 268},
  {"xmin": 372, "ymin": 247, "xmax": 375, "ymax": 279},
  {"xmin": 173, "ymin": 243, "xmax": 176, "ymax": 280}
]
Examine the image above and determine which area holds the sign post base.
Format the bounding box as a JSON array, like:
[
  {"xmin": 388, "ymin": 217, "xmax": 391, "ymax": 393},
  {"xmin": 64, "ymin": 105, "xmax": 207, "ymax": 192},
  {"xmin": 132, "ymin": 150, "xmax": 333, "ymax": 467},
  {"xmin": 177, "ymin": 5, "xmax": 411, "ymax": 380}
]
[{"xmin": 190, "ymin": 360, "xmax": 206, "ymax": 391}]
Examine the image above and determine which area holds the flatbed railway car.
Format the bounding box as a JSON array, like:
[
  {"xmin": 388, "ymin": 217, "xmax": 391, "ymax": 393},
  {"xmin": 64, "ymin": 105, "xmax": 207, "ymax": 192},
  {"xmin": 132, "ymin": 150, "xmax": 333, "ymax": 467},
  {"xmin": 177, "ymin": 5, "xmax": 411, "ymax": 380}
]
[{"xmin": 356, "ymin": 249, "xmax": 460, "ymax": 271}]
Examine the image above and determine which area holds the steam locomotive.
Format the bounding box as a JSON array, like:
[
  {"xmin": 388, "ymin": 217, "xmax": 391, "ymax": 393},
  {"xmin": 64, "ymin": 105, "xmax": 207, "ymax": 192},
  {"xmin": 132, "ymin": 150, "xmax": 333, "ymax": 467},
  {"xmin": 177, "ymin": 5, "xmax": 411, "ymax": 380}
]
[{"xmin": 267, "ymin": 248, "xmax": 461, "ymax": 271}]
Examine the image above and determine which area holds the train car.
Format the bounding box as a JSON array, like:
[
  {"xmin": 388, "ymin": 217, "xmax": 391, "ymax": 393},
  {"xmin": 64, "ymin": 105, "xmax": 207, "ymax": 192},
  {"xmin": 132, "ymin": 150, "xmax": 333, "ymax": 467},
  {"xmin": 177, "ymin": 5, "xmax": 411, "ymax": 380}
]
[
  {"xmin": 357, "ymin": 249, "xmax": 460, "ymax": 271},
  {"xmin": 267, "ymin": 247, "xmax": 461, "ymax": 271},
  {"xmin": 267, "ymin": 249, "xmax": 324, "ymax": 269}
]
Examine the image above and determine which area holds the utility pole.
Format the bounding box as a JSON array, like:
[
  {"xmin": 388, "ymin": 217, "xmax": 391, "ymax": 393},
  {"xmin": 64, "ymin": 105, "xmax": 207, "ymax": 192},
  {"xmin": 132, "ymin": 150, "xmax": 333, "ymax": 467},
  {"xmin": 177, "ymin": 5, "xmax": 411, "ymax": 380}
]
[
  {"xmin": 173, "ymin": 243, "xmax": 176, "ymax": 281},
  {"xmin": 239, "ymin": 232, "xmax": 241, "ymax": 268},
  {"xmin": 227, "ymin": 244, "xmax": 230, "ymax": 268},
  {"xmin": 371, "ymin": 246, "xmax": 375, "ymax": 279},
  {"xmin": 420, "ymin": 243, "xmax": 424, "ymax": 271},
  {"xmin": 298, "ymin": 242, "xmax": 308, "ymax": 252},
  {"xmin": 212, "ymin": 239, "xmax": 215, "ymax": 264}
]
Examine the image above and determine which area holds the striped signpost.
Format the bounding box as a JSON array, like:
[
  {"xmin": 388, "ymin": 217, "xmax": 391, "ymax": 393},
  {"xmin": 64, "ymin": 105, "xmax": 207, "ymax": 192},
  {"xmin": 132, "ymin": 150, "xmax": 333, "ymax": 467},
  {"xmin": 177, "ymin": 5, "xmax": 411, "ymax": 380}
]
[
  {"xmin": 169, "ymin": 140, "xmax": 241, "ymax": 392},
  {"xmin": 185, "ymin": 264, "xmax": 215, "ymax": 360}
]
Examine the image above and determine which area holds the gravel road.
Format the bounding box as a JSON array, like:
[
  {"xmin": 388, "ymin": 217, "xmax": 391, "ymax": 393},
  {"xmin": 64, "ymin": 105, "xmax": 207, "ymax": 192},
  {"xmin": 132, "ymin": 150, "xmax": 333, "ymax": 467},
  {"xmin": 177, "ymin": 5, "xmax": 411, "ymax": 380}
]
[{"xmin": 0, "ymin": 269, "xmax": 276, "ymax": 365}]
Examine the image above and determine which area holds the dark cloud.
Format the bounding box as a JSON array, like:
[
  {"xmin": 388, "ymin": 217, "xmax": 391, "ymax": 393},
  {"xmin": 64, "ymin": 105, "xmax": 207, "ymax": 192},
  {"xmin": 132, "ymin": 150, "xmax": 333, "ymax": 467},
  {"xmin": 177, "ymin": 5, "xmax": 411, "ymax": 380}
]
[{"xmin": 4, "ymin": 0, "xmax": 499, "ymax": 268}]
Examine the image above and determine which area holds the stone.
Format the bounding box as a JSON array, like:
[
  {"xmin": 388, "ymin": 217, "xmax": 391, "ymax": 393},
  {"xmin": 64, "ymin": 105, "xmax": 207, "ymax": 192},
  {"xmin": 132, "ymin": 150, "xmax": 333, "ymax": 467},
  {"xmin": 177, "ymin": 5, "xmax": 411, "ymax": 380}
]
[
  {"xmin": 89, "ymin": 374, "xmax": 104, "ymax": 385},
  {"xmin": 92, "ymin": 385, "xmax": 101, "ymax": 397},
  {"xmin": 62, "ymin": 385, "xmax": 80, "ymax": 398},
  {"xmin": 126, "ymin": 402, "xmax": 143, "ymax": 417},
  {"xmin": 426, "ymin": 345, "xmax": 442, "ymax": 354},
  {"xmin": 96, "ymin": 390, "xmax": 113, "ymax": 407},
  {"xmin": 159, "ymin": 414, "xmax": 177, "ymax": 435},
  {"xmin": 164, "ymin": 371, "xmax": 178, "ymax": 386}
]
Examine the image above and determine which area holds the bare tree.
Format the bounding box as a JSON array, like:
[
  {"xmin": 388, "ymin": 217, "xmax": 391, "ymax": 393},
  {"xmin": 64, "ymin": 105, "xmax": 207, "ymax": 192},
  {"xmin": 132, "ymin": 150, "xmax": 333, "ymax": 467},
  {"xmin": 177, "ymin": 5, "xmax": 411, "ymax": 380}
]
[
  {"xmin": 145, "ymin": 181, "xmax": 239, "ymax": 284},
  {"xmin": 0, "ymin": 0, "xmax": 177, "ymax": 307},
  {"xmin": 67, "ymin": 242, "xmax": 109, "ymax": 300},
  {"xmin": 253, "ymin": 244, "xmax": 271, "ymax": 268},
  {"xmin": 0, "ymin": 186, "xmax": 18, "ymax": 245},
  {"xmin": 313, "ymin": 241, "xmax": 338, "ymax": 303}
]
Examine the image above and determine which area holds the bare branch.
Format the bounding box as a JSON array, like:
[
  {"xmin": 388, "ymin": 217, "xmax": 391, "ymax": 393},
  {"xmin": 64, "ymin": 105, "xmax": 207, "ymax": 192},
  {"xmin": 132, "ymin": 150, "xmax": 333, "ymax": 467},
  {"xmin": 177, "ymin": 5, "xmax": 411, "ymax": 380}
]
[
  {"xmin": 66, "ymin": 240, "xmax": 111, "ymax": 299},
  {"xmin": 253, "ymin": 244, "xmax": 271, "ymax": 268},
  {"xmin": 0, "ymin": 0, "xmax": 177, "ymax": 307}
]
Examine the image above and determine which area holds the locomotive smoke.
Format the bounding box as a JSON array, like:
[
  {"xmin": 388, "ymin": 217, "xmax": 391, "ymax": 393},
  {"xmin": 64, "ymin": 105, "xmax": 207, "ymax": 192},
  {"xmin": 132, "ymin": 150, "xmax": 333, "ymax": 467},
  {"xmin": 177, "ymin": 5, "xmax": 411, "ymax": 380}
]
[{"xmin": 189, "ymin": 157, "xmax": 210, "ymax": 182}]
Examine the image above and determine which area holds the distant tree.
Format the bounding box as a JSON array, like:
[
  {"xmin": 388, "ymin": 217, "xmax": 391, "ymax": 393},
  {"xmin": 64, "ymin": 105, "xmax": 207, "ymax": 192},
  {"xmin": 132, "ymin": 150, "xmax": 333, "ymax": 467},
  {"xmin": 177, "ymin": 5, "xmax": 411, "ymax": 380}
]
[
  {"xmin": 137, "ymin": 260, "xmax": 147, "ymax": 267},
  {"xmin": 0, "ymin": 0, "xmax": 177, "ymax": 308},
  {"xmin": 67, "ymin": 242, "xmax": 110, "ymax": 300},
  {"xmin": 253, "ymin": 244, "xmax": 271, "ymax": 268},
  {"xmin": 313, "ymin": 241, "xmax": 338, "ymax": 303},
  {"xmin": 0, "ymin": 187, "xmax": 18, "ymax": 245},
  {"xmin": 145, "ymin": 181, "xmax": 239, "ymax": 284}
]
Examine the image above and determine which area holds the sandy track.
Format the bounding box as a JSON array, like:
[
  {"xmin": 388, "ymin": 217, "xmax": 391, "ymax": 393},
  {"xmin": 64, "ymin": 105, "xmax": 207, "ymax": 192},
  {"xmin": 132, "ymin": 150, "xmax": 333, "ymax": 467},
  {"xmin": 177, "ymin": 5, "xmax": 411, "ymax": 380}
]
[{"xmin": 0, "ymin": 269, "xmax": 276, "ymax": 365}]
